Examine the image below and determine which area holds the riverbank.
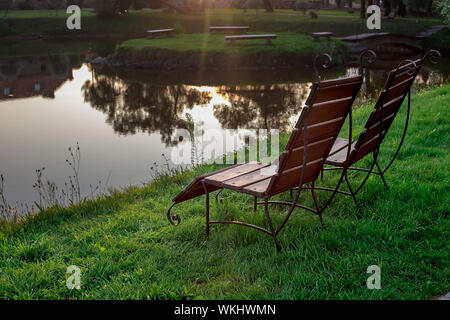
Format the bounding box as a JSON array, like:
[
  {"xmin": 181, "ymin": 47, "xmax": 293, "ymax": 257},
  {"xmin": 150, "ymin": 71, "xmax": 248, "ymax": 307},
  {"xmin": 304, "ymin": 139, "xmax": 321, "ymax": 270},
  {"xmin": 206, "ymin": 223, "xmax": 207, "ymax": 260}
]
[
  {"xmin": 0, "ymin": 84, "xmax": 448, "ymax": 299},
  {"xmin": 109, "ymin": 33, "xmax": 346, "ymax": 70},
  {"xmin": 0, "ymin": 9, "xmax": 443, "ymax": 39}
]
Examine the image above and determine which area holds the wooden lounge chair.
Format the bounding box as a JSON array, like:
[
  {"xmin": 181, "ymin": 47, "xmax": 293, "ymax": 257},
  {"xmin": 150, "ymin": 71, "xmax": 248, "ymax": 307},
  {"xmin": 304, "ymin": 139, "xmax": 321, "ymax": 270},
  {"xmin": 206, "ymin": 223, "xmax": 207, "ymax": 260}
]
[
  {"xmin": 167, "ymin": 54, "xmax": 363, "ymax": 252},
  {"xmin": 320, "ymin": 50, "xmax": 441, "ymax": 203}
]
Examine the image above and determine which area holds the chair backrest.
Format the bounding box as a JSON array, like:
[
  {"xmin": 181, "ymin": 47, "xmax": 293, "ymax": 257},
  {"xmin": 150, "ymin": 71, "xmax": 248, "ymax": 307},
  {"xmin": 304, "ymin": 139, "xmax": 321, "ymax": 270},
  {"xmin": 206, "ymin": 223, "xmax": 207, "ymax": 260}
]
[
  {"xmin": 267, "ymin": 75, "xmax": 363, "ymax": 196},
  {"xmin": 350, "ymin": 58, "xmax": 423, "ymax": 164}
]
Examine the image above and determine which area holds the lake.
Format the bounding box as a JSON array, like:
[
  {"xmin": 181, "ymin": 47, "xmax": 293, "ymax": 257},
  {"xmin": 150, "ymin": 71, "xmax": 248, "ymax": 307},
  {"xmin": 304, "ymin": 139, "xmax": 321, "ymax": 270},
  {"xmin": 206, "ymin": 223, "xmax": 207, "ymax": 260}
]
[{"xmin": 0, "ymin": 42, "xmax": 448, "ymax": 210}]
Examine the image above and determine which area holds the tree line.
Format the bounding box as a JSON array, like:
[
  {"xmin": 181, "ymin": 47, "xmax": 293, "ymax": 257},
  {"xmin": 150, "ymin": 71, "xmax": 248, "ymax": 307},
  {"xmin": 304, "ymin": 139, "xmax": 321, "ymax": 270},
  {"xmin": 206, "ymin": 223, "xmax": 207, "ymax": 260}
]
[{"xmin": 0, "ymin": 0, "xmax": 448, "ymax": 22}]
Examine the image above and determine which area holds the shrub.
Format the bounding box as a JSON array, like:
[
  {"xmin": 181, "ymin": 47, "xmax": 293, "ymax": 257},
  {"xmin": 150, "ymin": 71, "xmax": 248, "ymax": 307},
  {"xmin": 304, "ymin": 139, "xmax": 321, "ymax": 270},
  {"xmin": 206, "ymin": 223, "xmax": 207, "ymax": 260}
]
[
  {"xmin": 173, "ymin": 22, "xmax": 185, "ymax": 35},
  {"xmin": 93, "ymin": 0, "xmax": 134, "ymax": 16}
]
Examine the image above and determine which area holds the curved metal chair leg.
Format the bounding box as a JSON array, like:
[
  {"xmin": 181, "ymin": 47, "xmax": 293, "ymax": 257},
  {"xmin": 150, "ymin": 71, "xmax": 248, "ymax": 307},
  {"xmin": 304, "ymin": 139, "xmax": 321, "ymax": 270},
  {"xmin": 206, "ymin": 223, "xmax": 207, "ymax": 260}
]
[
  {"xmin": 375, "ymin": 160, "xmax": 388, "ymax": 189},
  {"xmin": 202, "ymin": 181, "xmax": 210, "ymax": 236},
  {"xmin": 264, "ymin": 198, "xmax": 282, "ymax": 252},
  {"xmin": 311, "ymin": 182, "xmax": 321, "ymax": 212},
  {"xmin": 344, "ymin": 171, "xmax": 358, "ymax": 205},
  {"xmin": 311, "ymin": 183, "xmax": 326, "ymax": 229},
  {"xmin": 318, "ymin": 213, "xmax": 326, "ymax": 230},
  {"xmin": 381, "ymin": 89, "xmax": 412, "ymax": 175},
  {"xmin": 167, "ymin": 203, "xmax": 181, "ymax": 226},
  {"xmin": 353, "ymin": 159, "xmax": 377, "ymax": 196},
  {"xmin": 215, "ymin": 189, "xmax": 223, "ymax": 203}
]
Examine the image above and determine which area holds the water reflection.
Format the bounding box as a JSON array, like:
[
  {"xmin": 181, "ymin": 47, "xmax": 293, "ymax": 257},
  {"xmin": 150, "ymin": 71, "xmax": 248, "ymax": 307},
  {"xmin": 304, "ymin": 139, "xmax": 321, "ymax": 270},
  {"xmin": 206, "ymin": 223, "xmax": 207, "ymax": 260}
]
[
  {"xmin": 81, "ymin": 73, "xmax": 212, "ymax": 145},
  {"xmin": 0, "ymin": 55, "xmax": 84, "ymax": 100},
  {"xmin": 213, "ymin": 84, "xmax": 310, "ymax": 131}
]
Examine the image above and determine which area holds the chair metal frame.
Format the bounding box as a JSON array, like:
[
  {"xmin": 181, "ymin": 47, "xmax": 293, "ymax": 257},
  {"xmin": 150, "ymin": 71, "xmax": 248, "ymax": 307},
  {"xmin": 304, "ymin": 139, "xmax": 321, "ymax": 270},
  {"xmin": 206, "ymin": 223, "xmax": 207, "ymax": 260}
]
[
  {"xmin": 168, "ymin": 54, "xmax": 363, "ymax": 252},
  {"xmin": 320, "ymin": 49, "xmax": 441, "ymax": 204}
]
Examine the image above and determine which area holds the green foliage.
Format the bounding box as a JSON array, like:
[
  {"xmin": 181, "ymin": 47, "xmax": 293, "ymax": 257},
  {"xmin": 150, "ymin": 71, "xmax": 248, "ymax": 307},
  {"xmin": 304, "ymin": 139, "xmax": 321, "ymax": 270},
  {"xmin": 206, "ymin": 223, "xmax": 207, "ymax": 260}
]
[
  {"xmin": 0, "ymin": 85, "xmax": 449, "ymax": 299},
  {"xmin": 434, "ymin": 0, "xmax": 450, "ymax": 25}
]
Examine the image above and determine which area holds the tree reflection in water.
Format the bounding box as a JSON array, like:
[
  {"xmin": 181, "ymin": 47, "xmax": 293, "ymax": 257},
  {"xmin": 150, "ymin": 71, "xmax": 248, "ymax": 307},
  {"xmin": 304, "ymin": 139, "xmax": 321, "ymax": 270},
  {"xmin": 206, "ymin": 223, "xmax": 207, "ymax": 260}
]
[
  {"xmin": 213, "ymin": 83, "xmax": 310, "ymax": 132},
  {"xmin": 82, "ymin": 69, "xmax": 312, "ymax": 147},
  {"xmin": 82, "ymin": 71, "xmax": 212, "ymax": 145}
]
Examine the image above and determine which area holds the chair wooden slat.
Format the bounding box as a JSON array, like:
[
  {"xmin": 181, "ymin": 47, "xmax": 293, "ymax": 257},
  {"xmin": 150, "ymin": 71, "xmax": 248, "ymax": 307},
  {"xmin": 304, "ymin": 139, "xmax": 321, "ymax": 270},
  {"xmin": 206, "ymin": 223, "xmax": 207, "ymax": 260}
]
[
  {"xmin": 218, "ymin": 167, "xmax": 273, "ymax": 190},
  {"xmin": 351, "ymin": 135, "xmax": 381, "ymax": 164},
  {"xmin": 367, "ymin": 95, "xmax": 404, "ymax": 127},
  {"xmin": 355, "ymin": 113, "xmax": 395, "ymax": 148},
  {"xmin": 307, "ymin": 97, "xmax": 353, "ymax": 125},
  {"xmin": 270, "ymin": 159, "xmax": 324, "ymax": 194},
  {"xmin": 205, "ymin": 162, "xmax": 267, "ymax": 183},
  {"xmin": 279, "ymin": 137, "xmax": 334, "ymax": 172},
  {"xmin": 382, "ymin": 76, "xmax": 414, "ymax": 104},
  {"xmin": 313, "ymin": 85, "xmax": 358, "ymax": 104},
  {"xmin": 242, "ymin": 178, "xmax": 272, "ymax": 196}
]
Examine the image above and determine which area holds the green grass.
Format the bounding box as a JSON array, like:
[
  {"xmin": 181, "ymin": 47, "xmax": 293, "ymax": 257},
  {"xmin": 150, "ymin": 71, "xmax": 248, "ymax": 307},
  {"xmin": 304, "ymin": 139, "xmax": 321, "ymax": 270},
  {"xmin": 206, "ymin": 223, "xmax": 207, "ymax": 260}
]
[
  {"xmin": 0, "ymin": 84, "xmax": 449, "ymax": 300},
  {"xmin": 0, "ymin": 9, "xmax": 442, "ymax": 38},
  {"xmin": 116, "ymin": 32, "xmax": 343, "ymax": 56}
]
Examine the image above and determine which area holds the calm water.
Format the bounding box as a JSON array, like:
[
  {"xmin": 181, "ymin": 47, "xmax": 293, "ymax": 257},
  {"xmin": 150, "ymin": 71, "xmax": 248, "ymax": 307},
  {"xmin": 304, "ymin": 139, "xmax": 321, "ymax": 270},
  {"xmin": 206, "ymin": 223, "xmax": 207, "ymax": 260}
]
[{"xmin": 0, "ymin": 46, "xmax": 448, "ymax": 208}]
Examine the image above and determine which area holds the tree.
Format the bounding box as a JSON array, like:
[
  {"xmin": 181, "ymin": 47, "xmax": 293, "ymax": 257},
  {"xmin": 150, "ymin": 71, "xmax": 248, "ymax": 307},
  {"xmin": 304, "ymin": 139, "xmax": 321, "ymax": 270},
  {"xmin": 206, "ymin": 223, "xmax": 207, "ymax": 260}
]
[
  {"xmin": 48, "ymin": 0, "xmax": 65, "ymax": 16},
  {"xmin": 262, "ymin": 0, "xmax": 274, "ymax": 12},
  {"xmin": 93, "ymin": 0, "xmax": 136, "ymax": 16},
  {"xmin": 402, "ymin": 0, "xmax": 433, "ymax": 20},
  {"xmin": 0, "ymin": 0, "xmax": 12, "ymax": 17},
  {"xmin": 360, "ymin": 0, "xmax": 366, "ymax": 18},
  {"xmin": 295, "ymin": 0, "xmax": 309, "ymax": 15},
  {"xmin": 245, "ymin": 0, "xmax": 264, "ymax": 15}
]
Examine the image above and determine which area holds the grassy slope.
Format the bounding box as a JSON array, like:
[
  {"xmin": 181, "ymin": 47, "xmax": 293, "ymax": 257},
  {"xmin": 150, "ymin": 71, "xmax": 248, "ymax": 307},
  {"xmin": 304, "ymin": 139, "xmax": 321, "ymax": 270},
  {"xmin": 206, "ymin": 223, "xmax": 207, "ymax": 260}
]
[
  {"xmin": 116, "ymin": 33, "xmax": 344, "ymax": 56},
  {"xmin": 0, "ymin": 9, "xmax": 442, "ymax": 37},
  {"xmin": 0, "ymin": 85, "xmax": 449, "ymax": 300}
]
